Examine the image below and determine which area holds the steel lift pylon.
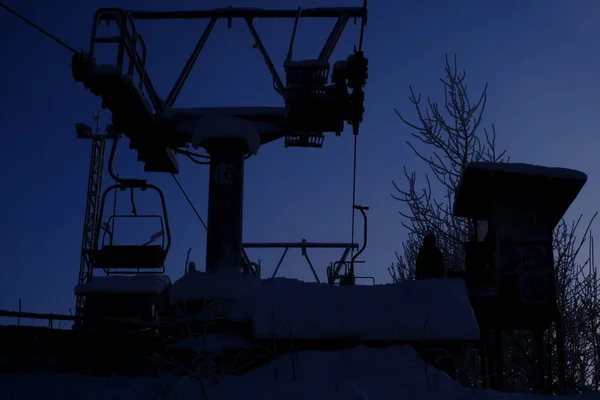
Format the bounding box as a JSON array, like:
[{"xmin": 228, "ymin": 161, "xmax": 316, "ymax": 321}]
[
  {"xmin": 72, "ymin": 3, "xmax": 368, "ymax": 275},
  {"xmin": 74, "ymin": 113, "xmax": 114, "ymax": 316}
]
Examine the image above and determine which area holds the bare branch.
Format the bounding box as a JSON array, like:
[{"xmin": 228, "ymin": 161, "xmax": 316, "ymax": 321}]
[{"xmin": 390, "ymin": 55, "xmax": 505, "ymax": 280}]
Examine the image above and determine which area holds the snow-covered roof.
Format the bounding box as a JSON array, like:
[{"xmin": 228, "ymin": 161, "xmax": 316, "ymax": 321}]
[
  {"xmin": 74, "ymin": 275, "xmax": 171, "ymax": 295},
  {"xmin": 170, "ymin": 272, "xmax": 479, "ymax": 342},
  {"xmin": 170, "ymin": 333, "xmax": 253, "ymax": 352},
  {"xmin": 468, "ymin": 162, "xmax": 587, "ymax": 182},
  {"xmin": 454, "ymin": 162, "xmax": 587, "ymax": 227}
]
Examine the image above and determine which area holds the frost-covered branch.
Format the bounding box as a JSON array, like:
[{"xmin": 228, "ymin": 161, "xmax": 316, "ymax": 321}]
[{"xmin": 389, "ymin": 54, "xmax": 507, "ymax": 281}]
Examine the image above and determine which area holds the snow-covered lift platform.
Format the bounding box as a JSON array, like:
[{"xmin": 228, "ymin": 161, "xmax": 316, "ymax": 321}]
[
  {"xmin": 157, "ymin": 108, "xmax": 287, "ymax": 155},
  {"xmin": 171, "ymin": 272, "xmax": 480, "ymax": 342},
  {"xmin": 75, "ymin": 275, "xmax": 172, "ymax": 332},
  {"xmin": 0, "ymin": 276, "xmax": 476, "ymax": 377}
]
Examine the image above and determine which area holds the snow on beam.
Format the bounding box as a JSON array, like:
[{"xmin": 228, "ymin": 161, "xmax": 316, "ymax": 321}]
[
  {"xmin": 453, "ymin": 162, "xmax": 587, "ymax": 227},
  {"xmin": 253, "ymin": 278, "xmax": 480, "ymax": 342},
  {"xmin": 74, "ymin": 275, "xmax": 171, "ymax": 295},
  {"xmin": 159, "ymin": 108, "xmax": 287, "ymax": 155}
]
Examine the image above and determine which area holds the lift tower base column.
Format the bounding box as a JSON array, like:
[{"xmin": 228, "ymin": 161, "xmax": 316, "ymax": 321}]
[{"xmin": 204, "ymin": 138, "xmax": 247, "ymax": 274}]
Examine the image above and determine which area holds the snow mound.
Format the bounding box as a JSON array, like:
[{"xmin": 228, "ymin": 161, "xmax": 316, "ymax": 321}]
[
  {"xmin": 1, "ymin": 346, "xmax": 459, "ymax": 399},
  {"xmin": 167, "ymin": 345, "xmax": 465, "ymax": 400},
  {"xmin": 74, "ymin": 275, "xmax": 171, "ymax": 294},
  {"xmin": 170, "ymin": 333, "xmax": 253, "ymax": 352},
  {"xmin": 1, "ymin": 345, "xmax": 586, "ymax": 400},
  {"xmin": 253, "ymin": 278, "xmax": 479, "ymax": 341}
]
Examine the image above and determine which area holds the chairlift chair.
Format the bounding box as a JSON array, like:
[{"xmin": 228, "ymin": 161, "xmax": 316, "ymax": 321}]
[{"xmin": 92, "ymin": 181, "xmax": 171, "ymax": 275}]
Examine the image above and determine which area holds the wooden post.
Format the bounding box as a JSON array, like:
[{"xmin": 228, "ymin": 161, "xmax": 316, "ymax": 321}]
[
  {"xmin": 533, "ymin": 328, "xmax": 547, "ymax": 394},
  {"xmin": 494, "ymin": 328, "xmax": 505, "ymax": 391},
  {"xmin": 555, "ymin": 311, "xmax": 567, "ymax": 391},
  {"xmin": 479, "ymin": 330, "xmax": 490, "ymax": 388}
]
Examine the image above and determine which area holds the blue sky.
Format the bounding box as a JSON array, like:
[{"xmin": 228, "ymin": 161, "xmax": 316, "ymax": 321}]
[{"xmin": 1, "ymin": 0, "xmax": 600, "ymax": 319}]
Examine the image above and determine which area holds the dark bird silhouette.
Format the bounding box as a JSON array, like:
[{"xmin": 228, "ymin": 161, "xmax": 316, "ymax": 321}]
[{"xmin": 415, "ymin": 233, "xmax": 445, "ymax": 280}]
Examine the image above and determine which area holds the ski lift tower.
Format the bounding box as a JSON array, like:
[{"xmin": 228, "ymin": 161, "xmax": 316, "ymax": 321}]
[
  {"xmin": 74, "ymin": 113, "xmax": 114, "ymax": 316},
  {"xmin": 72, "ymin": 4, "xmax": 368, "ymax": 276},
  {"xmin": 453, "ymin": 162, "xmax": 588, "ymax": 392}
]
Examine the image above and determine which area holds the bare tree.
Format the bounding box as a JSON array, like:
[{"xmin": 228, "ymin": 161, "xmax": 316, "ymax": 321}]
[
  {"xmin": 388, "ymin": 54, "xmax": 507, "ymax": 281},
  {"xmin": 388, "ymin": 55, "xmax": 600, "ymax": 393},
  {"xmin": 499, "ymin": 215, "xmax": 597, "ymax": 392},
  {"xmin": 548, "ymin": 215, "xmax": 597, "ymax": 391}
]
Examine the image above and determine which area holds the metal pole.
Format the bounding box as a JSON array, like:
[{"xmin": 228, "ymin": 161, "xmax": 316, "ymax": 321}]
[
  {"xmin": 205, "ymin": 139, "xmax": 246, "ymax": 274},
  {"xmin": 110, "ymin": 174, "xmax": 118, "ymax": 246}
]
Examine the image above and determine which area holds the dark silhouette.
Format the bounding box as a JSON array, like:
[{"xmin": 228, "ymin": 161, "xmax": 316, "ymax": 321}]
[{"xmin": 415, "ymin": 233, "xmax": 445, "ymax": 279}]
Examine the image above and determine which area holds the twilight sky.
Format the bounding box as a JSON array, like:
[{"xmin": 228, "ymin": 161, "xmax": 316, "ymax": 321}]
[{"xmin": 1, "ymin": 0, "xmax": 600, "ymax": 320}]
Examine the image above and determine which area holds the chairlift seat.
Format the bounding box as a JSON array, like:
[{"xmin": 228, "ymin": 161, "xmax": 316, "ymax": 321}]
[{"xmin": 92, "ymin": 245, "xmax": 165, "ymax": 270}]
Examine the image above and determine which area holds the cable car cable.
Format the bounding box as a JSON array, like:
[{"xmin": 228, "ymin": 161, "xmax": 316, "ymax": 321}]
[
  {"xmin": 0, "ymin": 3, "xmax": 212, "ymax": 235},
  {"xmin": 350, "ymin": 135, "xmax": 358, "ymax": 253},
  {"xmin": 0, "ymin": 2, "xmax": 79, "ymax": 54},
  {"xmin": 170, "ymin": 173, "xmax": 208, "ymax": 231}
]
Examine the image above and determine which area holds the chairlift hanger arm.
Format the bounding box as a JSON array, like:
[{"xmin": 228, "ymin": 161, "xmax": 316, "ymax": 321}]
[{"xmin": 244, "ymin": 17, "xmax": 285, "ymax": 95}]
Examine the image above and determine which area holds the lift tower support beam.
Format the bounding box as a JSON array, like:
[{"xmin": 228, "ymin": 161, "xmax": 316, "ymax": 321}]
[
  {"xmin": 74, "ymin": 117, "xmax": 111, "ymax": 316},
  {"xmin": 204, "ymin": 139, "xmax": 246, "ymax": 273}
]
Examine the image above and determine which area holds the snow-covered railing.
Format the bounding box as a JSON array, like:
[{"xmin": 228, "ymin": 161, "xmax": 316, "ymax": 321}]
[
  {"xmin": 242, "ymin": 240, "xmax": 358, "ymax": 283},
  {"xmin": 0, "ymin": 309, "xmax": 160, "ymax": 330}
]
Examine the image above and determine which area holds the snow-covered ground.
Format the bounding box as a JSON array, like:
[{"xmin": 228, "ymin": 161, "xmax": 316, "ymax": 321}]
[
  {"xmin": 0, "ymin": 276, "xmax": 591, "ymax": 400},
  {"xmin": 1, "ymin": 345, "xmax": 598, "ymax": 400},
  {"xmin": 1, "ymin": 273, "xmax": 586, "ymax": 399}
]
